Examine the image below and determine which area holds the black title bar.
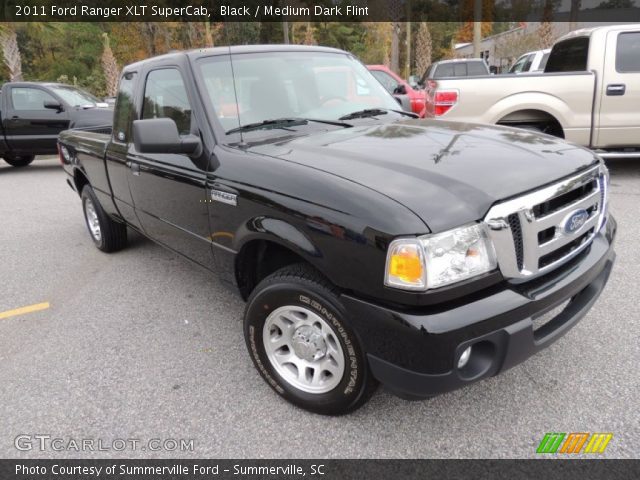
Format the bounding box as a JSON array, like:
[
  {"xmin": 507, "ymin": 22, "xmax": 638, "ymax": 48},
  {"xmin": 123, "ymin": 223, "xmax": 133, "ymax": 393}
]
[
  {"xmin": 2, "ymin": 0, "xmax": 640, "ymax": 22},
  {"xmin": 1, "ymin": 459, "xmax": 640, "ymax": 480}
]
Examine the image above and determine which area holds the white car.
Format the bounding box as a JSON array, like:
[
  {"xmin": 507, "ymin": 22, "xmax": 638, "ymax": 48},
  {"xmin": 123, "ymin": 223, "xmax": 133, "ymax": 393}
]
[{"xmin": 509, "ymin": 49, "xmax": 551, "ymax": 73}]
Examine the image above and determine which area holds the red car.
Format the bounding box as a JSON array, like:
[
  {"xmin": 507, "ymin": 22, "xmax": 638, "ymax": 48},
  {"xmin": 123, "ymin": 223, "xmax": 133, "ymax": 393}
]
[{"xmin": 367, "ymin": 65, "xmax": 426, "ymax": 117}]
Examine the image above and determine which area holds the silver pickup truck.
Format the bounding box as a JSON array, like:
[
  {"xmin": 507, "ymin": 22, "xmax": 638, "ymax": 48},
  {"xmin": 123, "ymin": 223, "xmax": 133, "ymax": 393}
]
[{"xmin": 425, "ymin": 24, "xmax": 640, "ymax": 159}]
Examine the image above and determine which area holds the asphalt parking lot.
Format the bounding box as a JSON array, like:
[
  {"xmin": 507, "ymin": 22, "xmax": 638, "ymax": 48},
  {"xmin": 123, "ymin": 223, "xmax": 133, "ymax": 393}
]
[{"xmin": 1, "ymin": 156, "xmax": 638, "ymax": 459}]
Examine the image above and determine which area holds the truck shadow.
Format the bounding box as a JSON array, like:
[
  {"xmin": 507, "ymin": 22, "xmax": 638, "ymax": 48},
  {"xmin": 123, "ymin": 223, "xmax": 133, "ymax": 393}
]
[
  {"xmin": 0, "ymin": 158, "xmax": 62, "ymax": 175},
  {"xmin": 605, "ymin": 157, "xmax": 640, "ymax": 178}
]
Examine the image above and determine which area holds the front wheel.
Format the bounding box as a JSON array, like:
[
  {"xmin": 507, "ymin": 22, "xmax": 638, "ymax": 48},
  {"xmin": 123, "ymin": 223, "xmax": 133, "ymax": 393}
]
[
  {"xmin": 244, "ymin": 264, "xmax": 377, "ymax": 415},
  {"xmin": 81, "ymin": 185, "xmax": 127, "ymax": 252},
  {"xmin": 3, "ymin": 154, "xmax": 35, "ymax": 167}
]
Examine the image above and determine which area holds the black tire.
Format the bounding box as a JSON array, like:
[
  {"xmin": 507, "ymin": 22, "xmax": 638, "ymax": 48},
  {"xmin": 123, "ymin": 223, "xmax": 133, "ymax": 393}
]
[
  {"xmin": 3, "ymin": 154, "xmax": 35, "ymax": 167},
  {"xmin": 81, "ymin": 185, "xmax": 127, "ymax": 252},
  {"xmin": 244, "ymin": 264, "xmax": 377, "ymax": 415}
]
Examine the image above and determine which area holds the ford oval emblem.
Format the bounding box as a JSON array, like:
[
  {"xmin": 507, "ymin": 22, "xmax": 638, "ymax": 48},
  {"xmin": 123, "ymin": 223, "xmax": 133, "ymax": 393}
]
[{"xmin": 563, "ymin": 209, "xmax": 589, "ymax": 234}]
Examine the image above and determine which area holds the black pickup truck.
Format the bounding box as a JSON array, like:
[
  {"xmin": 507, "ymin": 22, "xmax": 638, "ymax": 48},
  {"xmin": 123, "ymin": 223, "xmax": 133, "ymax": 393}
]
[
  {"xmin": 0, "ymin": 82, "xmax": 112, "ymax": 167},
  {"xmin": 58, "ymin": 45, "xmax": 616, "ymax": 415}
]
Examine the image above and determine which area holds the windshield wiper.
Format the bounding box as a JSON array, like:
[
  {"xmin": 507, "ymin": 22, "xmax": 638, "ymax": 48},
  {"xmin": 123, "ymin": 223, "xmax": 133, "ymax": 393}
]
[
  {"xmin": 226, "ymin": 118, "xmax": 308, "ymax": 135},
  {"xmin": 339, "ymin": 108, "xmax": 388, "ymax": 121},
  {"xmin": 338, "ymin": 108, "xmax": 418, "ymax": 121},
  {"xmin": 387, "ymin": 108, "xmax": 419, "ymax": 118},
  {"xmin": 227, "ymin": 117, "xmax": 352, "ymax": 135}
]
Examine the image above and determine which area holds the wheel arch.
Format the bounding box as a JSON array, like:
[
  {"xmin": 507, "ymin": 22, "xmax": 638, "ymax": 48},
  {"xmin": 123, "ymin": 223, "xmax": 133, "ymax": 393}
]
[
  {"xmin": 497, "ymin": 109, "xmax": 565, "ymax": 138},
  {"xmin": 73, "ymin": 167, "xmax": 90, "ymax": 196},
  {"xmin": 233, "ymin": 221, "xmax": 330, "ymax": 300},
  {"xmin": 489, "ymin": 93, "xmax": 572, "ymax": 138}
]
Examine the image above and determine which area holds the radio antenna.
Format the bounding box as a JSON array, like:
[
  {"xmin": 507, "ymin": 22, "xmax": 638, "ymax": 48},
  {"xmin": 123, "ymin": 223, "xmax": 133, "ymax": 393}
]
[{"xmin": 224, "ymin": 24, "xmax": 245, "ymax": 147}]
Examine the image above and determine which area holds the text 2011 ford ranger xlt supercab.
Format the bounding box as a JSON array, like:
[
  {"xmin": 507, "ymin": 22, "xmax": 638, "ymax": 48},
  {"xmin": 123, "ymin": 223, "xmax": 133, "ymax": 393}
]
[{"xmin": 58, "ymin": 45, "xmax": 616, "ymax": 415}]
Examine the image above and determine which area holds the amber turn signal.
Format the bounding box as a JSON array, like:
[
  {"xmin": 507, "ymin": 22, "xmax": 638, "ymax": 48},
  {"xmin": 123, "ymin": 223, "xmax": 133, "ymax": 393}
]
[{"xmin": 384, "ymin": 240, "xmax": 426, "ymax": 290}]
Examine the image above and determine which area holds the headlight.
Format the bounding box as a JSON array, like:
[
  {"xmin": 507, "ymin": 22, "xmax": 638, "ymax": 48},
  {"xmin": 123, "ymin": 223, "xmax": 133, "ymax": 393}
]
[
  {"xmin": 59, "ymin": 145, "xmax": 71, "ymax": 162},
  {"xmin": 597, "ymin": 162, "xmax": 610, "ymax": 232},
  {"xmin": 385, "ymin": 223, "xmax": 497, "ymax": 291}
]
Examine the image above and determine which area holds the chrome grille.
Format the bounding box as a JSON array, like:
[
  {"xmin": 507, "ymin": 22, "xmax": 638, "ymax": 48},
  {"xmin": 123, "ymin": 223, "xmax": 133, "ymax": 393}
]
[{"xmin": 484, "ymin": 165, "xmax": 606, "ymax": 281}]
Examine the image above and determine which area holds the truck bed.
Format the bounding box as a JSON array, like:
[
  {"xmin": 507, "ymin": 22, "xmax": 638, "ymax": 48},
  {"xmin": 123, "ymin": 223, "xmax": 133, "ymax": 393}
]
[
  {"xmin": 431, "ymin": 71, "xmax": 596, "ymax": 146},
  {"xmin": 59, "ymin": 128, "xmax": 112, "ymax": 207}
]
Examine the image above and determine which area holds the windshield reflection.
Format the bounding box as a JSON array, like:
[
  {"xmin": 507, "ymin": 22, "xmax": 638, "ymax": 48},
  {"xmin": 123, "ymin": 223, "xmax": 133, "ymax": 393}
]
[{"xmin": 197, "ymin": 51, "xmax": 401, "ymax": 135}]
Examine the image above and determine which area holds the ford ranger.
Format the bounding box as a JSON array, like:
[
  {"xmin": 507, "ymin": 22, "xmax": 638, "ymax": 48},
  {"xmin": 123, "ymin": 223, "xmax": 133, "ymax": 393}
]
[
  {"xmin": 425, "ymin": 24, "xmax": 640, "ymax": 158},
  {"xmin": 58, "ymin": 45, "xmax": 616, "ymax": 415},
  {"xmin": 0, "ymin": 82, "xmax": 112, "ymax": 167}
]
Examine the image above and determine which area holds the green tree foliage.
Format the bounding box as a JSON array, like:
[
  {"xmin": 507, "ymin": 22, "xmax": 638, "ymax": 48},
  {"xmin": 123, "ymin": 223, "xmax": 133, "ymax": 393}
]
[
  {"xmin": 0, "ymin": 21, "xmax": 478, "ymax": 94},
  {"xmin": 314, "ymin": 23, "xmax": 366, "ymax": 57}
]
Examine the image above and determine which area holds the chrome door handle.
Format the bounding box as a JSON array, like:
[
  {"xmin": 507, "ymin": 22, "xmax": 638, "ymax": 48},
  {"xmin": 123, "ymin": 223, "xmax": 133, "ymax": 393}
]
[
  {"xmin": 129, "ymin": 162, "xmax": 141, "ymax": 176},
  {"xmin": 606, "ymin": 84, "xmax": 626, "ymax": 96}
]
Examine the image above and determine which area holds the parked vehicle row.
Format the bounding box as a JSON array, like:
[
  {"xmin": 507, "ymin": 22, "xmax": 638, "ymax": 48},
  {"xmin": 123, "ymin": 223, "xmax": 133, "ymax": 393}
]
[
  {"xmin": 509, "ymin": 49, "xmax": 551, "ymax": 74},
  {"xmin": 58, "ymin": 44, "xmax": 615, "ymax": 415},
  {"xmin": 367, "ymin": 64, "xmax": 426, "ymax": 117},
  {"xmin": 422, "ymin": 24, "xmax": 640, "ymax": 157},
  {"xmin": 421, "ymin": 58, "xmax": 490, "ymax": 81},
  {"xmin": 0, "ymin": 82, "xmax": 112, "ymax": 167}
]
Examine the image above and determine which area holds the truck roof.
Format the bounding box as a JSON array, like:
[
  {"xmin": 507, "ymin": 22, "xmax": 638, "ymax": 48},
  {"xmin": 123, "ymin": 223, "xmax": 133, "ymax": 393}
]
[
  {"xmin": 556, "ymin": 23, "xmax": 640, "ymax": 42},
  {"xmin": 123, "ymin": 44, "xmax": 348, "ymax": 72},
  {"xmin": 432, "ymin": 58, "xmax": 487, "ymax": 65},
  {"xmin": 2, "ymin": 81, "xmax": 79, "ymax": 88}
]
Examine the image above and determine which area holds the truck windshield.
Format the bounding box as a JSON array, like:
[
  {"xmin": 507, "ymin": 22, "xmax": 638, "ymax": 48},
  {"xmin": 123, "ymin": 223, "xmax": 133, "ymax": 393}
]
[
  {"xmin": 50, "ymin": 86, "xmax": 102, "ymax": 107},
  {"xmin": 196, "ymin": 51, "xmax": 401, "ymax": 134}
]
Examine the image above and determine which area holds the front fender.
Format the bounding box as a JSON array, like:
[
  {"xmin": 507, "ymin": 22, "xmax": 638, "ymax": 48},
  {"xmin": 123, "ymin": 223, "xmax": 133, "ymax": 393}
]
[{"xmin": 235, "ymin": 215, "xmax": 323, "ymax": 259}]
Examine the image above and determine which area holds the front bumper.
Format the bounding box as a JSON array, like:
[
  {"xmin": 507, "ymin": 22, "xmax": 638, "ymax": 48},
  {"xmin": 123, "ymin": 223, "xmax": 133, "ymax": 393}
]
[{"xmin": 340, "ymin": 217, "xmax": 616, "ymax": 399}]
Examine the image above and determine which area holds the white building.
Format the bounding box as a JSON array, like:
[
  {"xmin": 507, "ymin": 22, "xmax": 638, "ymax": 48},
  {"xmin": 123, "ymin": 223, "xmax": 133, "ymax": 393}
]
[{"xmin": 455, "ymin": 20, "xmax": 638, "ymax": 73}]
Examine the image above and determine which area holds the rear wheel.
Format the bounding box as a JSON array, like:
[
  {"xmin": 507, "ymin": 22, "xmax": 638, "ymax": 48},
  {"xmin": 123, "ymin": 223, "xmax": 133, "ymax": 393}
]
[
  {"xmin": 81, "ymin": 185, "xmax": 127, "ymax": 252},
  {"xmin": 3, "ymin": 154, "xmax": 35, "ymax": 167},
  {"xmin": 244, "ymin": 264, "xmax": 377, "ymax": 415}
]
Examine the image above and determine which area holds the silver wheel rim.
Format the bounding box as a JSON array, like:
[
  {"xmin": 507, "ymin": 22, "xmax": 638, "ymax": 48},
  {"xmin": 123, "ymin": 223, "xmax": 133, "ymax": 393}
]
[
  {"xmin": 263, "ymin": 305, "xmax": 346, "ymax": 394},
  {"xmin": 84, "ymin": 198, "xmax": 102, "ymax": 242}
]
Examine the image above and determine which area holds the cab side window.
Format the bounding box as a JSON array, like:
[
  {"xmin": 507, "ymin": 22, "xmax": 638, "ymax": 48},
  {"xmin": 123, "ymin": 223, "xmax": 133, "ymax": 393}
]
[
  {"xmin": 112, "ymin": 72, "xmax": 137, "ymax": 143},
  {"xmin": 616, "ymin": 32, "xmax": 640, "ymax": 73},
  {"xmin": 11, "ymin": 87, "xmax": 56, "ymax": 110},
  {"xmin": 142, "ymin": 69, "xmax": 193, "ymax": 135}
]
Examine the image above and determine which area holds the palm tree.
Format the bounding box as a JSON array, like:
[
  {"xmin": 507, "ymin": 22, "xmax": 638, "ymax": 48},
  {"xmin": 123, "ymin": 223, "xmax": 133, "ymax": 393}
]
[
  {"xmin": 0, "ymin": 22, "xmax": 62, "ymax": 81},
  {"xmin": 0, "ymin": 24, "xmax": 23, "ymax": 81},
  {"xmin": 102, "ymin": 33, "xmax": 119, "ymax": 97},
  {"xmin": 415, "ymin": 22, "xmax": 432, "ymax": 79}
]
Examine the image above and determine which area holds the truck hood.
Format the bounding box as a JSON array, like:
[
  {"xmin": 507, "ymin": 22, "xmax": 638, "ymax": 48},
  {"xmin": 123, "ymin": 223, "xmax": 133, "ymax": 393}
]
[{"xmin": 248, "ymin": 120, "xmax": 600, "ymax": 232}]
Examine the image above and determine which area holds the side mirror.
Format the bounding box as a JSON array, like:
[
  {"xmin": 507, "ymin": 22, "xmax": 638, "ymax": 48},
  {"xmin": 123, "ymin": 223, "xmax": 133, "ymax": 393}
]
[
  {"xmin": 44, "ymin": 100, "xmax": 63, "ymax": 111},
  {"xmin": 393, "ymin": 84, "xmax": 407, "ymax": 95},
  {"xmin": 132, "ymin": 118, "xmax": 202, "ymax": 157}
]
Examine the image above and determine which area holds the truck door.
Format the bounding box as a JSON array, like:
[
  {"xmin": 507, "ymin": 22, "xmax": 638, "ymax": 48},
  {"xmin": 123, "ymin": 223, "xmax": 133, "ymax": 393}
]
[
  {"xmin": 3, "ymin": 85, "xmax": 70, "ymax": 154},
  {"xmin": 596, "ymin": 29, "xmax": 640, "ymax": 148},
  {"xmin": 127, "ymin": 67, "xmax": 215, "ymax": 270},
  {"xmin": 105, "ymin": 71, "xmax": 143, "ymax": 230}
]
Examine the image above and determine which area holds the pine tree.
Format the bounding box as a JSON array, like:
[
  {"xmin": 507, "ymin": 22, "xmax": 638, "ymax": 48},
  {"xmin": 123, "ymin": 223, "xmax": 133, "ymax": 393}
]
[
  {"xmin": 415, "ymin": 22, "xmax": 432, "ymax": 78},
  {"xmin": 101, "ymin": 33, "xmax": 119, "ymax": 97}
]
